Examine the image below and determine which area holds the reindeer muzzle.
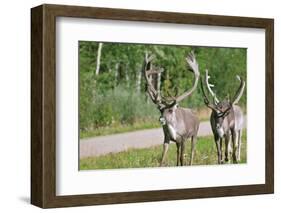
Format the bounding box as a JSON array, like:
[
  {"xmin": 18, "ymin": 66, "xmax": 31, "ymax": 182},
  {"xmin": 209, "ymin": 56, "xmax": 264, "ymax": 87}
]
[
  {"xmin": 216, "ymin": 125, "xmax": 224, "ymax": 138},
  {"xmin": 159, "ymin": 117, "xmax": 166, "ymax": 125}
]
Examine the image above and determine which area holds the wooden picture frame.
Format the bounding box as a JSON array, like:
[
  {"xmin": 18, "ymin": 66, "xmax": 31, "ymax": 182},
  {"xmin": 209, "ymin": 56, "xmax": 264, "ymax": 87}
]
[{"xmin": 31, "ymin": 4, "xmax": 274, "ymax": 208}]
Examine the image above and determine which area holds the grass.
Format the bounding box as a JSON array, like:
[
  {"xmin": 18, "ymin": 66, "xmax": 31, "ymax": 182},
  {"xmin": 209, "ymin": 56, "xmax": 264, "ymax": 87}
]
[{"xmin": 80, "ymin": 131, "xmax": 247, "ymax": 170}]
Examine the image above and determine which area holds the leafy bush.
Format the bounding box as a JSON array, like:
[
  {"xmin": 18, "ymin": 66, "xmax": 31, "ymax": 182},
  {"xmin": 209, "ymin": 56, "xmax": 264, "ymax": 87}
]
[{"xmin": 80, "ymin": 84, "xmax": 159, "ymax": 132}]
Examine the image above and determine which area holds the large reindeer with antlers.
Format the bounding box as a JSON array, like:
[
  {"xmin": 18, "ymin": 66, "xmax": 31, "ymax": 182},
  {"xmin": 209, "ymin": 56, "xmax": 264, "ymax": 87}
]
[
  {"xmin": 143, "ymin": 51, "xmax": 200, "ymax": 166},
  {"xmin": 201, "ymin": 70, "xmax": 245, "ymax": 164}
]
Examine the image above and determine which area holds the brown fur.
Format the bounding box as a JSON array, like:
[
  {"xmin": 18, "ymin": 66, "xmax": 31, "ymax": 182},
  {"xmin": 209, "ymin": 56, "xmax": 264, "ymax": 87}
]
[{"xmin": 160, "ymin": 106, "xmax": 199, "ymax": 166}]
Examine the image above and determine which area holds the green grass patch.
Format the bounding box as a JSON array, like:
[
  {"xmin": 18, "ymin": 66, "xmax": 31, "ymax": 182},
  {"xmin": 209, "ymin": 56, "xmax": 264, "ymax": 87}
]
[{"xmin": 80, "ymin": 132, "xmax": 247, "ymax": 170}]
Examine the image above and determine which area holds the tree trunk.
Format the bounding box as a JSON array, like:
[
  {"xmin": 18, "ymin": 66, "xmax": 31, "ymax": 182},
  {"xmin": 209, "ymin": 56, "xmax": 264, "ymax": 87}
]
[
  {"xmin": 136, "ymin": 64, "xmax": 142, "ymax": 93},
  {"xmin": 114, "ymin": 62, "xmax": 119, "ymax": 87},
  {"xmin": 125, "ymin": 63, "xmax": 129, "ymax": 85},
  {"xmin": 95, "ymin": 42, "xmax": 103, "ymax": 75},
  {"xmin": 146, "ymin": 75, "xmax": 153, "ymax": 104},
  {"xmin": 157, "ymin": 71, "xmax": 162, "ymax": 94}
]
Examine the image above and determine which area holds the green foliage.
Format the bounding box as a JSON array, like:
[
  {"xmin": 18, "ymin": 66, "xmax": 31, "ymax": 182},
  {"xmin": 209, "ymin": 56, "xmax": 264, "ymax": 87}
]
[
  {"xmin": 80, "ymin": 132, "xmax": 247, "ymax": 170},
  {"xmin": 80, "ymin": 83, "xmax": 159, "ymax": 132},
  {"xmin": 79, "ymin": 41, "xmax": 247, "ymax": 135}
]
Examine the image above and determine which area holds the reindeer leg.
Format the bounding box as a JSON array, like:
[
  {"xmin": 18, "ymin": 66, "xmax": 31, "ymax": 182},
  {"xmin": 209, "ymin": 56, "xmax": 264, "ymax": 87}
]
[
  {"xmin": 176, "ymin": 143, "xmax": 181, "ymax": 166},
  {"xmin": 180, "ymin": 141, "xmax": 186, "ymax": 166},
  {"xmin": 231, "ymin": 130, "xmax": 238, "ymax": 163},
  {"xmin": 189, "ymin": 136, "xmax": 196, "ymax": 165},
  {"xmin": 228, "ymin": 134, "xmax": 233, "ymax": 156},
  {"xmin": 219, "ymin": 138, "xmax": 223, "ymax": 163},
  {"xmin": 237, "ymin": 130, "xmax": 242, "ymax": 162},
  {"xmin": 214, "ymin": 135, "xmax": 222, "ymax": 164},
  {"xmin": 160, "ymin": 142, "xmax": 169, "ymax": 166},
  {"xmin": 224, "ymin": 133, "xmax": 230, "ymax": 163}
]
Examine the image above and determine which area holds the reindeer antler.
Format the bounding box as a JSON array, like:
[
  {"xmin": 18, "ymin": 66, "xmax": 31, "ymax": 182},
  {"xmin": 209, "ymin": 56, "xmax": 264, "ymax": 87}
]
[
  {"xmin": 143, "ymin": 52, "xmax": 166, "ymax": 107},
  {"xmin": 201, "ymin": 69, "xmax": 225, "ymax": 112},
  {"xmin": 144, "ymin": 51, "xmax": 200, "ymax": 108},
  {"xmin": 200, "ymin": 77, "xmax": 218, "ymax": 112},
  {"xmin": 201, "ymin": 65, "xmax": 246, "ymax": 117},
  {"xmin": 217, "ymin": 75, "xmax": 245, "ymax": 117},
  {"xmin": 205, "ymin": 69, "xmax": 219, "ymax": 104},
  {"xmin": 231, "ymin": 75, "xmax": 245, "ymax": 105},
  {"xmin": 174, "ymin": 51, "xmax": 200, "ymax": 103}
]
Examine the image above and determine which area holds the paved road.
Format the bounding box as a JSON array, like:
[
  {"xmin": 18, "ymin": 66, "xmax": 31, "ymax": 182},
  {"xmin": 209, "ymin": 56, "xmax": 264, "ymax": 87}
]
[{"xmin": 80, "ymin": 121, "xmax": 213, "ymax": 158}]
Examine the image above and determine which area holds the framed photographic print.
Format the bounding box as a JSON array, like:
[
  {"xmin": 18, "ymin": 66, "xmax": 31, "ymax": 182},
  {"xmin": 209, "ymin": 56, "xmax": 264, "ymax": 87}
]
[{"xmin": 31, "ymin": 4, "xmax": 274, "ymax": 208}]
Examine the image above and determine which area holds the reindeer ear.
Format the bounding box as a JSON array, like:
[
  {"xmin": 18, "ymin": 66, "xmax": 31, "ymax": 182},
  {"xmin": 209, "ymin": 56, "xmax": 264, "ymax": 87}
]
[{"xmin": 174, "ymin": 103, "xmax": 179, "ymax": 109}]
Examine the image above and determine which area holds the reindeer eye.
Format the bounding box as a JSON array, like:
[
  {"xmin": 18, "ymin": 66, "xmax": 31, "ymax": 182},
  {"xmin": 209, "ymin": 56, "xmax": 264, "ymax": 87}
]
[
  {"xmin": 168, "ymin": 109, "xmax": 173, "ymax": 113},
  {"xmin": 217, "ymin": 112, "xmax": 224, "ymax": 118}
]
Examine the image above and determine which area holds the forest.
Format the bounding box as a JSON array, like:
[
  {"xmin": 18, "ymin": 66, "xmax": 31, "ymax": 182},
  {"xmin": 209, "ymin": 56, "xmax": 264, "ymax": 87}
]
[{"xmin": 79, "ymin": 41, "xmax": 247, "ymax": 138}]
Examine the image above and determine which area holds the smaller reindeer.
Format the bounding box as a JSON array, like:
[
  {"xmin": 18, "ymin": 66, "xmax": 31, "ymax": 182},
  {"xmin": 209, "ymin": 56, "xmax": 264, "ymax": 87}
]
[
  {"xmin": 201, "ymin": 70, "xmax": 245, "ymax": 164},
  {"xmin": 143, "ymin": 51, "xmax": 200, "ymax": 166}
]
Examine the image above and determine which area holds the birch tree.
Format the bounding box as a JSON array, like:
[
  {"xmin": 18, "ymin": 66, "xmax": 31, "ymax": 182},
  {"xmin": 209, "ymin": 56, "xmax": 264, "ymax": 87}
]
[
  {"xmin": 136, "ymin": 64, "xmax": 142, "ymax": 93},
  {"xmin": 95, "ymin": 42, "xmax": 103, "ymax": 75}
]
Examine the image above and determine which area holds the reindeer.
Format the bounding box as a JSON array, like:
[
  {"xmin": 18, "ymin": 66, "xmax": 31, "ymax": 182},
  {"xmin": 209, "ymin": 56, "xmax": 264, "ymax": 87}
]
[
  {"xmin": 143, "ymin": 51, "xmax": 200, "ymax": 166},
  {"xmin": 200, "ymin": 70, "xmax": 245, "ymax": 164}
]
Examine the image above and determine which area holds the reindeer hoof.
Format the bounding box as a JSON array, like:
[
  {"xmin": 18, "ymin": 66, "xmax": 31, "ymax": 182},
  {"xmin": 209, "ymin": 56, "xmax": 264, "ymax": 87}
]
[{"xmin": 218, "ymin": 160, "xmax": 224, "ymax": 164}]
